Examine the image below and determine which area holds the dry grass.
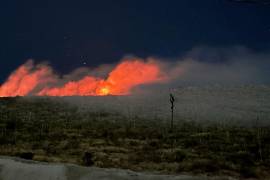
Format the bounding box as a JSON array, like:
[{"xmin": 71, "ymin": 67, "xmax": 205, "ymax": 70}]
[{"xmin": 0, "ymin": 97, "xmax": 270, "ymax": 179}]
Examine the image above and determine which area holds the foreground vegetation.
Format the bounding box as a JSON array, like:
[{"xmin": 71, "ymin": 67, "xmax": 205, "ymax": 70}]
[{"xmin": 0, "ymin": 97, "xmax": 270, "ymax": 179}]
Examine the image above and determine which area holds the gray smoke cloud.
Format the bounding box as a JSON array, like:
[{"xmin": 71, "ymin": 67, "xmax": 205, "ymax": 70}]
[
  {"xmin": 132, "ymin": 46, "xmax": 270, "ymax": 94},
  {"xmin": 178, "ymin": 46, "xmax": 270, "ymax": 84}
]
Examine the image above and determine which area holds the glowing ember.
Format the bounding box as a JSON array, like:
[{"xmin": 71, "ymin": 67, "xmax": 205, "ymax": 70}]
[
  {"xmin": 99, "ymin": 87, "xmax": 110, "ymax": 96},
  {"xmin": 0, "ymin": 58, "xmax": 167, "ymax": 97}
]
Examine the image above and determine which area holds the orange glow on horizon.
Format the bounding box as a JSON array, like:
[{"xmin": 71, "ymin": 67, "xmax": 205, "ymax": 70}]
[{"xmin": 0, "ymin": 59, "xmax": 168, "ymax": 97}]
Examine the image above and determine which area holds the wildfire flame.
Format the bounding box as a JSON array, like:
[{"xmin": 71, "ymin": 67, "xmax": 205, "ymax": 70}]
[{"xmin": 0, "ymin": 59, "xmax": 167, "ymax": 97}]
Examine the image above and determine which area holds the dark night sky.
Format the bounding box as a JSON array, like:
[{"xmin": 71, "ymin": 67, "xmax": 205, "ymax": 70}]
[{"xmin": 0, "ymin": 0, "xmax": 270, "ymax": 82}]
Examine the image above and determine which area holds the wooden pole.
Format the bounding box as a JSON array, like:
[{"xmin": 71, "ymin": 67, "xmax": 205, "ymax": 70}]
[{"xmin": 170, "ymin": 93, "xmax": 175, "ymax": 131}]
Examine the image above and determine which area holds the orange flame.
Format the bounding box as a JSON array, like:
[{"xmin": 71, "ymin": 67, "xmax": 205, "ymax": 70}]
[
  {"xmin": 0, "ymin": 59, "xmax": 167, "ymax": 97},
  {"xmin": 0, "ymin": 60, "xmax": 55, "ymax": 97}
]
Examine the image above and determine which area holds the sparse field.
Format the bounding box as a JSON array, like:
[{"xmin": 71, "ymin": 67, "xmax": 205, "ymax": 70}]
[{"xmin": 0, "ymin": 93, "xmax": 270, "ymax": 179}]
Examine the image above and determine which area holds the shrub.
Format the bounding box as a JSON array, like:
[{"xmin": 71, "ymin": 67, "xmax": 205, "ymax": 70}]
[
  {"xmin": 16, "ymin": 152, "xmax": 34, "ymax": 160},
  {"xmin": 82, "ymin": 152, "xmax": 94, "ymax": 166}
]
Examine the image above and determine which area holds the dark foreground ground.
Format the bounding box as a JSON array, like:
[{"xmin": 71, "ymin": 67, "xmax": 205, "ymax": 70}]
[{"xmin": 0, "ymin": 97, "xmax": 269, "ymax": 179}]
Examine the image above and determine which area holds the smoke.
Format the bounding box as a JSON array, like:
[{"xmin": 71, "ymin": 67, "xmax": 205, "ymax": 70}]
[
  {"xmin": 0, "ymin": 46, "xmax": 269, "ymax": 97},
  {"xmin": 171, "ymin": 46, "xmax": 270, "ymax": 85},
  {"xmin": 0, "ymin": 57, "xmax": 167, "ymax": 97}
]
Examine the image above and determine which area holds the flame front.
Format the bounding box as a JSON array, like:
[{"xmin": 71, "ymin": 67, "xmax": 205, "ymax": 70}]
[
  {"xmin": 98, "ymin": 87, "xmax": 110, "ymax": 96},
  {"xmin": 0, "ymin": 59, "xmax": 167, "ymax": 97}
]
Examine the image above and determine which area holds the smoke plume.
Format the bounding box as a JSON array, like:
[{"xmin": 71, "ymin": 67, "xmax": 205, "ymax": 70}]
[{"xmin": 0, "ymin": 46, "xmax": 269, "ymax": 97}]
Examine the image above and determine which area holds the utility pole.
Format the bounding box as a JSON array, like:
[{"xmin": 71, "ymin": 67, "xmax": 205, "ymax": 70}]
[{"xmin": 170, "ymin": 93, "xmax": 175, "ymax": 131}]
